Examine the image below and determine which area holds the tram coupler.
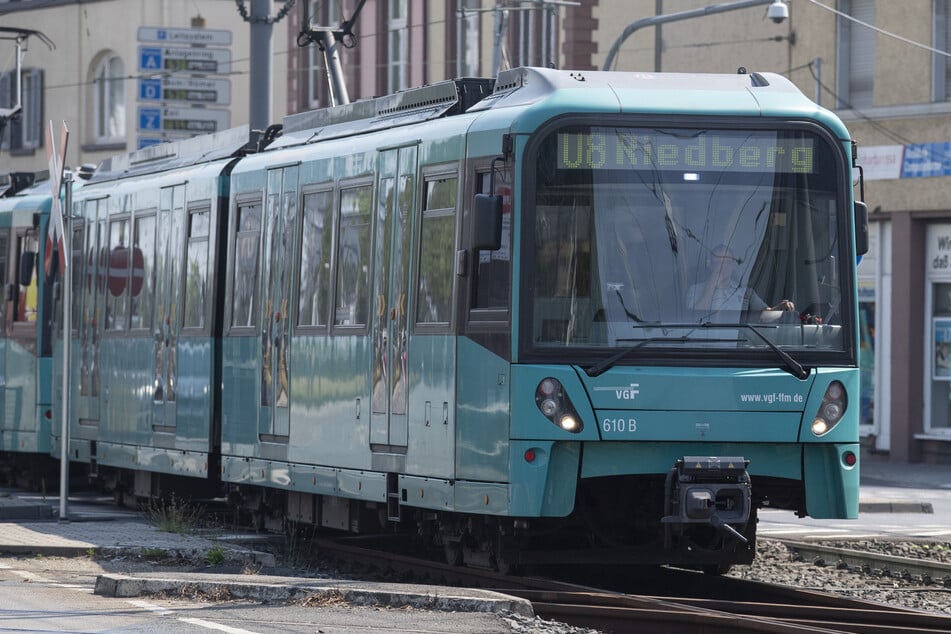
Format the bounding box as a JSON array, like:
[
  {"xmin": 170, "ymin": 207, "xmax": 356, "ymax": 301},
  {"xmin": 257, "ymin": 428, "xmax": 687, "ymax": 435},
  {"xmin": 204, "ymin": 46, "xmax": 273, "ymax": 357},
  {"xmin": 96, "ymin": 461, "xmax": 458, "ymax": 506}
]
[{"xmin": 661, "ymin": 456, "xmax": 752, "ymax": 548}]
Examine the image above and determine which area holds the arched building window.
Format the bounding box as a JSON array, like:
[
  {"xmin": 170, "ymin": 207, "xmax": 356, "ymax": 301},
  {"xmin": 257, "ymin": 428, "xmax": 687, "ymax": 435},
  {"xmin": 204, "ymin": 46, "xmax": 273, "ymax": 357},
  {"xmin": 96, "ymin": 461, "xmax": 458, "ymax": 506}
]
[{"xmin": 91, "ymin": 53, "xmax": 126, "ymax": 145}]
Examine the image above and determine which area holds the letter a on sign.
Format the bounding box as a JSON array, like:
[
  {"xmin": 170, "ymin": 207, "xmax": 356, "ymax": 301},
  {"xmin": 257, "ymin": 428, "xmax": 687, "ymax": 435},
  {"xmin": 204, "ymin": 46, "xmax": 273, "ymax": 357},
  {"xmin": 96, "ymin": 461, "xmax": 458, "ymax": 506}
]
[{"xmin": 45, "ymin": 120, "xmax": 69, "ymax": 276}]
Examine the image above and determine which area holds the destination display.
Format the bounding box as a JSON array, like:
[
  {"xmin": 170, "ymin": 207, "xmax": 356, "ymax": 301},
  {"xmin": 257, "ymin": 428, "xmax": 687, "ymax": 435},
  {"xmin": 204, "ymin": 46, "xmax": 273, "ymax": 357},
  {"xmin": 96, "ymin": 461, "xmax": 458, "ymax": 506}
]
[{"xmin": 557, "ymin": 129, "xmax": 816, "ymax": 174}]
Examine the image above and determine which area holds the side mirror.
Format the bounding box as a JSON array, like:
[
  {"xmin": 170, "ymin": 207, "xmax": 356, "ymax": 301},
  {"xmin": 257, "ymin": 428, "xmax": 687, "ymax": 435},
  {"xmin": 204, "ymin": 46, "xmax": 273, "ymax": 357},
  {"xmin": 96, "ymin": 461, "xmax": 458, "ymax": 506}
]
[
  {"xmin": 18, "ymin": 251, "xmax": 36, "ymax": 287},
  {"xmin": 472, "ymin": 193, "xmax": 503, "ymax": 251},
  {"xmin": 854, "ymin": 200, "xmax": 869, "ymax": 257}
]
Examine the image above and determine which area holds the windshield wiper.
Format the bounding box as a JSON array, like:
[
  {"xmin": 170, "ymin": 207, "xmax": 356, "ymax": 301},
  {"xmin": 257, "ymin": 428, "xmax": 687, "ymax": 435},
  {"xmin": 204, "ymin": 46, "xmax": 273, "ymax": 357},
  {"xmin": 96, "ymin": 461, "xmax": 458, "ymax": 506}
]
[
  {"xmin": 585, "ymin": 322, "xmax": 811, "ymax": 380},
  {"xmin": 585, "ymin": 335, "xmax": 738, "ymax": 377},
  {"xmin": 699, "ymin": 321, "xmax": 810, "ymax": 380}
]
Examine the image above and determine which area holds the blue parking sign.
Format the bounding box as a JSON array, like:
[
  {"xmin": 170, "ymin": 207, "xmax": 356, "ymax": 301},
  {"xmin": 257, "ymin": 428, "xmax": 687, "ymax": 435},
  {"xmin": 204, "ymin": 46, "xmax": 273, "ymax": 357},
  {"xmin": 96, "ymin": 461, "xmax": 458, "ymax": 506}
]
[
  {"xmin": 139, "ymin": 47, "xmax": 163, "ymax": 72},
  {"xmin": 139, "ymin": 78, "xmax": 162, "ymax": 101},
  {"xmin": 138, "ymin": 108, "xmax": 162, "ymax": 131}
]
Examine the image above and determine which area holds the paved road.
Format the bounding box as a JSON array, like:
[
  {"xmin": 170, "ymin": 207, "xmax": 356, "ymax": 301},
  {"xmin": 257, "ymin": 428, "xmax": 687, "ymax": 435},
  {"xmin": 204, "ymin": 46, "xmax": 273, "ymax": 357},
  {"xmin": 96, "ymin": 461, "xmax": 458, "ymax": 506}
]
[
  {"xmin": 0, "ymin": 556, "xmax": 516, "ymax": 633},
  {"xmin": 759, "ymin": 482, "xmax": 951, "ymax": 540}
]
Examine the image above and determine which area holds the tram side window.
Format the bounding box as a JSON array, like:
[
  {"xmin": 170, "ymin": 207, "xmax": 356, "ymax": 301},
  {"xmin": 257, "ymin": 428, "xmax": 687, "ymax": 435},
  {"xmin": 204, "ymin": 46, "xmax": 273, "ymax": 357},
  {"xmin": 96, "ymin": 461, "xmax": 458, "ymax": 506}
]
[
  {"xmin": 298, "ymin": 189, "xmax": 333, "ymax": 328},
  {"xmin": 232, "ymin": 201, "xmax": 261, "ymax": 329},
  {"xmin": 131, "ymin": 214, "xmax": 155, "ymax": 330},
  {"xmin": 105, "ymin": 218, "xmax": 130, "ymax": 331},
  {"xmin": 334, "ymin": 185, "xmax": 371, "ymax": 327},
  {"xmin": 12, "ymin": 233, "xmax": 39, "ymax": 327},
  {"xmin": 472, "ymin": 171, "xmax": 511, "ymax": 311},
  {"xmin": 0, "ymin": 234, "xmax": 6, "ymax": 331},
  {"xmin": 69, "ymin": 222, "xmax": 83, "ymax": 333},
  {"xmin": 417, "ymin": 175, "xmax": 457, "ymax": 325},
  {"xmin": 183, "ymin": 208, "xmax": 210, "ymax": 329}
]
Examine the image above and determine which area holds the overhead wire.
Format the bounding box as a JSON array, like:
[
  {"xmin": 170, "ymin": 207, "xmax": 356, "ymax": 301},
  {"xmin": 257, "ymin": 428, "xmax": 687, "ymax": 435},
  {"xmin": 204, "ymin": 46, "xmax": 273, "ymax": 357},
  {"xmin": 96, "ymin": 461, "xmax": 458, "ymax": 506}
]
[
  {"xmin": 16, "ymin": 0, "xmax": 951, "ymax": 161},
  {"xmin": 806, "ymin": 0, "xmax": 951, "ymax": 59},
  {"xmin": 804, "ymin": 60, "xmax": 951, "ymax": 166}
]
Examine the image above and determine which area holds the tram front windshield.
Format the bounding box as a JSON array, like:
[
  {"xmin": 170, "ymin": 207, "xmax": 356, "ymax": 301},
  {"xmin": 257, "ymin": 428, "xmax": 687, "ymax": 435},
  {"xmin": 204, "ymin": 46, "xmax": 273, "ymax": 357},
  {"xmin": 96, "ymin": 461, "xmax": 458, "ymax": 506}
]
[{"xmin": 527, "ymin": 124, "xmax": 852, "ymax": 361}]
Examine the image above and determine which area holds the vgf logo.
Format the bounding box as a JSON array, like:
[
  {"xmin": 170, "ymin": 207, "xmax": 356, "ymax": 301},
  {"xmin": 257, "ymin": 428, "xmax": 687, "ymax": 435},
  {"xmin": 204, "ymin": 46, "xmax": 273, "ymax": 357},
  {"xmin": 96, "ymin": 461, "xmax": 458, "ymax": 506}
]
[
  {"xmin": 593, "ymin": 383, "xmax": 640, "ymax": 401},
  {"xmin": 613, "ymin": 383, "xmax": 639, "ymax": 400}
]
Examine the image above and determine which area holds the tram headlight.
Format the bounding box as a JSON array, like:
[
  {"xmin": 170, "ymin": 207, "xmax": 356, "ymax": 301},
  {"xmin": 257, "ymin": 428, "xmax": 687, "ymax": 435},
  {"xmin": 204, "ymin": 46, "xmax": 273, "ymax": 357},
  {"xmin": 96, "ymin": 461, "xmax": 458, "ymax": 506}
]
[
  {"xmin": 558, "ymin": 414, "xmax": 580, "ymax": 432},
  {"xmin": 535, "ymin": 377, "xmax": 584, "ymax": 434},
  {"xmin": 540, "ymin": 398, "xmax": 558, "ymax": 417},
  {"xmin": 811, "ymin": 381, "xmax": 847, "ymax": 436}
]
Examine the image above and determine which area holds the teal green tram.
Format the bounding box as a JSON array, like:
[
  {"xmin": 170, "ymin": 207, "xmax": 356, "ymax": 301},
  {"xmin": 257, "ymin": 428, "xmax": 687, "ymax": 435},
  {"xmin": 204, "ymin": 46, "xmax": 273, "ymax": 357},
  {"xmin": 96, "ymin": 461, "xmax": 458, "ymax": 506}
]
[
  {"xmin": 0, "ymin": 171, "xmax": 60, "ymax": 484},
  {"xmin": 43, "ymin": 67, "xmax": 867, "ymax": 571}
]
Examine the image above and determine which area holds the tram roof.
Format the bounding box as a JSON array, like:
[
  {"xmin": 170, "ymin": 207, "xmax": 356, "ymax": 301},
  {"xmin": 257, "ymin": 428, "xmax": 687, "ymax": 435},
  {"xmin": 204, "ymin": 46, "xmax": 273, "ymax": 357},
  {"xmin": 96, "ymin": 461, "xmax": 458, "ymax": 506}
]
[
  {"xmin": 271, "ymin": 66, "xmax": 840, "ymax": 151},
  {"xmin": 82, "ymin": 67, "xmax": 843, "ymax": 184},
  {"xmin": 89, "ymin": 125, "xmax": 255, "ymax": 183}
]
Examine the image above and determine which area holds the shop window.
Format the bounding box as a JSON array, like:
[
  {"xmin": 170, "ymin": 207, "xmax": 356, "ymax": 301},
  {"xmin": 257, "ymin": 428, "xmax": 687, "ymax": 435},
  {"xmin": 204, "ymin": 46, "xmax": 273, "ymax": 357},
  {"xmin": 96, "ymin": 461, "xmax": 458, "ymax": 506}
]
[
  {"xmin": 929, "ymin": 282, "xmax": 951, "ymax": 432},
  {"xmin": 858, "ymin": 280, "xmax": 875, "ymax": 427}
]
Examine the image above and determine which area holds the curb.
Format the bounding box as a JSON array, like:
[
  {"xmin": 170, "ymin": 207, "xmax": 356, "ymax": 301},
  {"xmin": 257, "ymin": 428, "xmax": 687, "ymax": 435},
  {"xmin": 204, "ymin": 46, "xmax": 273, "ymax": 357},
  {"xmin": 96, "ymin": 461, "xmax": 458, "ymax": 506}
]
[
  {"xmin": 0, "ymin": 543, "xmax": 277, "ymax": 567},
  {"xmin": 859, "ymin": 500, "xmax": 934, "ymax": 514},
  {"xmin": 94, "ymin": 573, "xmax": 535, "ymax": 617}
]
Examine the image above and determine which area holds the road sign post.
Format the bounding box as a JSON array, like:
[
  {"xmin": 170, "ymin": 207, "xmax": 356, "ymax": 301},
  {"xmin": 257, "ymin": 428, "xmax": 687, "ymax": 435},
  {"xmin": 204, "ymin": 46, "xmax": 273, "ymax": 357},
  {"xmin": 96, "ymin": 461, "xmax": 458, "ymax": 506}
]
[{"xmin": 135, "ymin": 26, "xmax": 233, "ymax": 148}]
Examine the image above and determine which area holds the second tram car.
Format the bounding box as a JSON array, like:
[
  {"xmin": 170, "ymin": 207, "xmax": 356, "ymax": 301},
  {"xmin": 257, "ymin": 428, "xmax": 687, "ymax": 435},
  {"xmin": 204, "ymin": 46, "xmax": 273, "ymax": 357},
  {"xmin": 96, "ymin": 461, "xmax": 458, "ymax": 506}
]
[{"xmin": 0, "ymin": 171, "xmax": 57, "ymax": 484}]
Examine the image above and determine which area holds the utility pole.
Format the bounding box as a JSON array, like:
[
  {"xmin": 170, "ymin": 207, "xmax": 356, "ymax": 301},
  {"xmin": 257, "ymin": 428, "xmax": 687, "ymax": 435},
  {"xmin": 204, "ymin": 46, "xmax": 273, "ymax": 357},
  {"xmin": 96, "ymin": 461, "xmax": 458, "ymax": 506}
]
[{"xmin": 249, "ymin": 0, "xmax": 272, "ymax": 131}]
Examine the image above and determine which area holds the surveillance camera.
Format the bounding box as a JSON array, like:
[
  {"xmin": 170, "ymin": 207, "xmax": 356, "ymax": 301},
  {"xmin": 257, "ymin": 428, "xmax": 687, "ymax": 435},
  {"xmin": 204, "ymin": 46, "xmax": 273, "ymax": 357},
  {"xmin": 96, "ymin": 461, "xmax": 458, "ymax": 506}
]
[{"xmin": 767, "ymin": 1, "xmax": 789, "ymax": 24}]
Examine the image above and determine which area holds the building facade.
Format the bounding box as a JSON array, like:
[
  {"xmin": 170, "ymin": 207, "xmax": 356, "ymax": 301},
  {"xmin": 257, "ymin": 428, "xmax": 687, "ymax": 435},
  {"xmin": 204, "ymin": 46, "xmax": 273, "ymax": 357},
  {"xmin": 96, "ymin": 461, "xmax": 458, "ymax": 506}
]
[
  {"xmin": 0, "ymin": 0, "xmax": 290, "ymax": 173},
  {"xmin": 2, "ymin": 0, "xmax": 949, "ymax": 465}
]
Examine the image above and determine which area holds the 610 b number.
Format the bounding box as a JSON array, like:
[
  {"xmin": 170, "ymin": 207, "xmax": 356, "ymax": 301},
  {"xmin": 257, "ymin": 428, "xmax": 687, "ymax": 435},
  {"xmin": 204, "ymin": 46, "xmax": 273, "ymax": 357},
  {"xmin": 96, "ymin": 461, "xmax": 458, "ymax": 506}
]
[{"xmin": 602, "ymin": 418, "xmax": 637, "ymax": 433}]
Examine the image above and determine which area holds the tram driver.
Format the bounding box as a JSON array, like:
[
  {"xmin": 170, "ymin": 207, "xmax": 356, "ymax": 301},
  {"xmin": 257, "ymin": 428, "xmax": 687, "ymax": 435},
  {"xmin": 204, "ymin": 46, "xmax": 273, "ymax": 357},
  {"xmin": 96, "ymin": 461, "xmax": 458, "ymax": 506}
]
[{"xmin": 687, "ymin": 245, "xmax": 795, "ymax": 320}]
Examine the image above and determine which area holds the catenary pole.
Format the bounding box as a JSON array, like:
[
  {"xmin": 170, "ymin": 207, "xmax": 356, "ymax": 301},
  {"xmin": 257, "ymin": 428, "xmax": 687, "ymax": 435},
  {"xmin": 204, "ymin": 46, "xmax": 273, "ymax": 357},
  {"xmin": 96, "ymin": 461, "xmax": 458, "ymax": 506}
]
[{"xmin": 248, "ymin": 0, "xmax": 272, "ymax": 131}]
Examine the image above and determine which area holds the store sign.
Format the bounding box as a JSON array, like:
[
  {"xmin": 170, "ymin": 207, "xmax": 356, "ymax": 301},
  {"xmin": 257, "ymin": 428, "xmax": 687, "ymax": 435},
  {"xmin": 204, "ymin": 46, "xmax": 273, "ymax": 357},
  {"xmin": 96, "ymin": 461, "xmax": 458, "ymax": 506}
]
[
  {"xmin": 859, "ymin": 142, "xmax": 951, "ymax": 180},
  {"xmin": 902, "ymin": 142, "xmax": 951, "ymax": 179},
  {"xmin": 856, "ymin": 145, "xmax": 903, "ymax": 181},
  {"xmin": 137, "ymin": 26, "xmax": 232, "ymax": 47},
  {"xmin": 926, "ymin": 224, "xmax": 951, "ymax": 275}
]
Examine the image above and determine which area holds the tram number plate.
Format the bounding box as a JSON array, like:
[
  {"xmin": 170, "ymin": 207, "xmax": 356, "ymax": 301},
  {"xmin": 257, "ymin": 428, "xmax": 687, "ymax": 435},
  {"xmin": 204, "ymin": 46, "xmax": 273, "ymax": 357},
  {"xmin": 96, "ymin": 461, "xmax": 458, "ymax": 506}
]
[{"xmin": 602, "ymin": 418, "xmax": 637, "ymax": 433}]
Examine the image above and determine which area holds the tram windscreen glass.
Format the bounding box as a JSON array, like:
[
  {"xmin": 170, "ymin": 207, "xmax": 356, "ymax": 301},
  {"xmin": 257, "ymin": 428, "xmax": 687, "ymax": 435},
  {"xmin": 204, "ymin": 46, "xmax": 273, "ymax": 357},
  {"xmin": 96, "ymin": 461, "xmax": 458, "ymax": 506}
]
[{"xmin": 528, "ymin": 125, "xmax": 851, "ymax": 361}]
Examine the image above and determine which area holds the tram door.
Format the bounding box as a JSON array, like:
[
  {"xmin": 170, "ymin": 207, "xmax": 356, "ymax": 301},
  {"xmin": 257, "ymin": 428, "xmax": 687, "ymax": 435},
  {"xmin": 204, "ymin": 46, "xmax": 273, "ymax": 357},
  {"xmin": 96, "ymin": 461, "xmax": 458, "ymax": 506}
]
[
  {"xmin": 259, "ymin": 166, "xmax": 298, "ymax": 440},
  {"xmin": 77, "ymin": 198, "xmax": 106, "ymax": 424},
  {"xmin": 152, "ymin": 185, "xmax": 185, "ymax": 429},
  {"xmin": 370, "ymin": 146, "xmax": 417, "ymax": 450}
]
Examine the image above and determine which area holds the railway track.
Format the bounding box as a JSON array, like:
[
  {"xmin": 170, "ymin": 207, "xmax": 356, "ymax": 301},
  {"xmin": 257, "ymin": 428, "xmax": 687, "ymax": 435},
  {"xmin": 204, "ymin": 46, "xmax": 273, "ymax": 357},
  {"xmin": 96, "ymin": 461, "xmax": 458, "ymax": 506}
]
[
  {"xmin": 319, "ymin": 536, "xmax": 951, "ymax": 633},
  {"xmin": 776, "ymin": 539, "xmax": 951, "ymax": 585}
]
